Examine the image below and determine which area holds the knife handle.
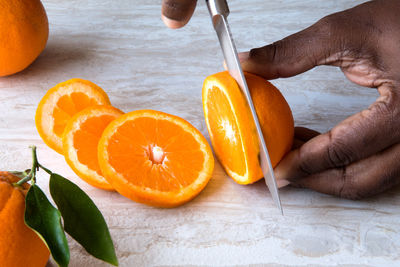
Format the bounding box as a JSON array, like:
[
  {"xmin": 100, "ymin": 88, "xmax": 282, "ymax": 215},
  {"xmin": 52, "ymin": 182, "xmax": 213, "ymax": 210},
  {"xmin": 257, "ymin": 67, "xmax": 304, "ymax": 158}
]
[{"xmin": 206, "ymin": 0, "xmax": 229, "ymax": 18}]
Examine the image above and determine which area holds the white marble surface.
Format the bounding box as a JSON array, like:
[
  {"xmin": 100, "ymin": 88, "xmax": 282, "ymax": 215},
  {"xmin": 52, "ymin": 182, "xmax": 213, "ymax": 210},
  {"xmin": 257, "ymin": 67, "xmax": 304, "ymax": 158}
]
[{"xmin": 1, "ymin": 0, "xmax": 399, "ymax": 266}]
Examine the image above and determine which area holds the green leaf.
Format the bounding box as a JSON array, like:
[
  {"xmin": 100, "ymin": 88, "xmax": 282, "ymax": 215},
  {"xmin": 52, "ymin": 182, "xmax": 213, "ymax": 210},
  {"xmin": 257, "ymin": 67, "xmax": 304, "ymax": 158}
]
[
  {"xmin": 49, "ymin": 173, "xmax": 118, "ymax": 266},
  {"xmin": 25, "ymin": 184, "xmax": 70, "ymax": 267}
]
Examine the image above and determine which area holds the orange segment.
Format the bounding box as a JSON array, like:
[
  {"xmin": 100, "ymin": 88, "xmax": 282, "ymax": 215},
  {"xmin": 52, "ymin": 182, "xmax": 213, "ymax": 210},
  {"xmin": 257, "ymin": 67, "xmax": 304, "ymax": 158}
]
[
  {"xmin": 98, "ymin": 110, "xmax": 214, "ymax": 208},
  {"xmin": 202, "ymin": 71, "xmax": 294, "ymax": 184},
  {"xmin": 35, "ymin": 79, "xmax": 111, "ymax": 154},
  {"xmin": 63, "ymin": 105, "xmax": 123, "ymax": 190}
]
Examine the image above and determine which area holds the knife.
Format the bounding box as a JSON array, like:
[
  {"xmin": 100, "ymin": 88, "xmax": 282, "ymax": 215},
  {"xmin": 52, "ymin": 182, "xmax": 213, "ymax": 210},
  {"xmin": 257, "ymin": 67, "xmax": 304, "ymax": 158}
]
[{"xmin": 205, "ymin": 0, "xmax": 283, "ymax": 214}]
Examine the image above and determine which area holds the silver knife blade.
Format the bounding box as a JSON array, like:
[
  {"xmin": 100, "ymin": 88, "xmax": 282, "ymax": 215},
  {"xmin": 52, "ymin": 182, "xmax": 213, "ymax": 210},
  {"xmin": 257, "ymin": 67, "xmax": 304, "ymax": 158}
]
[{"xmin": 206, "ymin": 0, "xmax": 283, "ymax": 214}]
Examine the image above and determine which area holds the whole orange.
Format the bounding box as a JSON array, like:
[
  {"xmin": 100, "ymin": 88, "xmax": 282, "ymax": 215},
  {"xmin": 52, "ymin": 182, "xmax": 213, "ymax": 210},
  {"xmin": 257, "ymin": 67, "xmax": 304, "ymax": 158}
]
[
  {"xmin": 0, "ymin": 172, "xmax": 50, "ymax": 266},
  {"xmin": 203, "ymin": 71, "xmax": 294, "ymax": 184},
  {"xmin": 0, "ymin": 0, "xmax": 49, "ymax": 76}
]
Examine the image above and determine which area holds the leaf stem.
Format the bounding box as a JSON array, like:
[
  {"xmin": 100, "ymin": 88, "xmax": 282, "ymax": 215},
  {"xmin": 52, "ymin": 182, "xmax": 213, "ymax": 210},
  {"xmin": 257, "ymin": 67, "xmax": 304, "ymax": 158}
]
[
  {"xmin": 13, "ymin": 146, "xmax": 40, "ymax": 186},
  {"xmin": 10, "ymin": 169, "xmax": 30, "ymax": 179},
  {"xmin": 29, "ymin": 146, "xmax": 38, "ymax": 184},
  {"xmin": 38, "ymin": 163, "xmax": 52, "ymax": 175},
  {"xmin": 12, "ymin": 146, "xmax": 53, "ymax": 187},
  {"xmin": 14, "ymin": 174, "xmax": 33, "ymax": 186}
]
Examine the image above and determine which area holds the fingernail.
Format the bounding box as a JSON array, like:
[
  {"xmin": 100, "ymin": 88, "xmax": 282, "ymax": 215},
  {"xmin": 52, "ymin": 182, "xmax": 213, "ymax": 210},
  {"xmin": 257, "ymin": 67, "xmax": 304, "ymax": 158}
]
[
  {"xmin": 224, "ymin": 52, "xmax": 249, "ymax": 70},
  {"xmin": 276, "ymin": 179, "xmax": 290, "ymax": 188},
  {"xmin": 161, "ymin": 15, "xmax": 185, "ymax": 29},
  {"xmin": 238, "ymin": 51, "xmax": 250, "ymax": 62}
]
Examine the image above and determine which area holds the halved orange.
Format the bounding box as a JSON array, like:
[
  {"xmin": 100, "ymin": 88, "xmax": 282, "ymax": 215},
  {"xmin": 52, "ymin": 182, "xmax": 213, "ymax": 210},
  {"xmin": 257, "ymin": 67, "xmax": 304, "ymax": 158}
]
[
  {"xmin": 98, "ymin": 110, "xmax": 214, "ymax": 208},
  {"xmin": 202, "ymin": 71, "xmax": 294, "ymax": 184},
  {"xmin": 63, "ymin": 105, "xmax": 124, "ymax": 190},
  {"xmin": 35, "ymin": 78, "xmax": 111, "ymax": 154}
]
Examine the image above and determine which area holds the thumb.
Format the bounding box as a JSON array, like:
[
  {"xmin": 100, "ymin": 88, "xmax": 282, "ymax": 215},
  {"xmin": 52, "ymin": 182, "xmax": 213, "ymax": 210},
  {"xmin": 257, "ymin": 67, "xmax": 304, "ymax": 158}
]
[{"xmin": 239, "ymin": 16, "xmax": 340, "ymax": 79}]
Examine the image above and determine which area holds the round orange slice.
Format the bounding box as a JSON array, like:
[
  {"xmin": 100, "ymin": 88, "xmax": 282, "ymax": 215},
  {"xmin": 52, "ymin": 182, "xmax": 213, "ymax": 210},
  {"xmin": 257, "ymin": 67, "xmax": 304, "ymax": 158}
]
[
  {"xmin": 62, "ymin": 105, "xmax": 124, "ymax": 190},
  {"xmin": 98, "ymin": 110, "xmax": 214, "ymax": 208},
  {"xmin": 35, "ymin": 78, "xmax": 111, "ymax": 154},
  {"xmin": 202, "ymin": 71, "xmax": 294, "ymax": 184}
]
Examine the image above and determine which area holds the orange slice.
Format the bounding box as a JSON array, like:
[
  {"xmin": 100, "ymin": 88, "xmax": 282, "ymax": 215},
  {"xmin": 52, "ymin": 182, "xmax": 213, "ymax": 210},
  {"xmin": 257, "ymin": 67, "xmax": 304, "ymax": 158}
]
[
  {"xmin": 202, "ymin": 71, "xmax": 294, "ymax": 184},
  {"xmin": 98, "ymin": 110, "xmax": 214, "ymax": 208},
  {"xmin": 62, "ymin": 105, "xmax": 124, "ymax": 190},
  {"xmin": 35, "ymin": 78, "xmax": 111, "ymax": 154}
]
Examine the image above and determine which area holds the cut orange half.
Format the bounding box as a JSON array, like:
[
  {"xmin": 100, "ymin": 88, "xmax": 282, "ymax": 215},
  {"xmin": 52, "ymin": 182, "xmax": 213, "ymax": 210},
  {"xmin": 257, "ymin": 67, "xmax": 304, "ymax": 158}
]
[
  {"xmin": 202, "ymin": 71, "xmax": 294, "ymax": 184},
  {"xmin": 35, "ymin": 79, "xmax": 111, "ymax": 154},
  {"xmin": 98, "ymin": 110, "xmax": 214, "ymax": 208},
  {"xmin": 62, "ymin": 105, "xmax": 124, "ymax": 190}
]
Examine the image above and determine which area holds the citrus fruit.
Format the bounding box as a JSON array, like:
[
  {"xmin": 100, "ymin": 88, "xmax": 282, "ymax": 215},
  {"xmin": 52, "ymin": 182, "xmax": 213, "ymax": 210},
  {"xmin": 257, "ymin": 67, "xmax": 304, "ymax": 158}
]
[
  {"xmin": 0, "ymin": 0, "xmax": 48, "ymax": 76},
  {"xmin": 36, "ymin": 79, "xmax": 111, "ymax": 154},
  {"xmin": 202, "ymin": 71, "xmax": 294, "ymax": 184},
  {"xmin": 0, "ymin": 172, "xmax": 50, "ymax": 266},
  {"xmin": 98, "ymin": 110, "xmax": 214, "ymax": 208},
  {"xmin": 63, "ymin": 105, "xmax": 123, "ymax": 190}
]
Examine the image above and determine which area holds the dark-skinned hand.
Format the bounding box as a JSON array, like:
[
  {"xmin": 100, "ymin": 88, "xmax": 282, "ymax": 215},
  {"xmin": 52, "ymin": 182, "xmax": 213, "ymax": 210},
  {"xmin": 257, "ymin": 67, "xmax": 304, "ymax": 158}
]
[{"xmin": 161, "ymin": 0, "xmax": 400, "ymax": 200}]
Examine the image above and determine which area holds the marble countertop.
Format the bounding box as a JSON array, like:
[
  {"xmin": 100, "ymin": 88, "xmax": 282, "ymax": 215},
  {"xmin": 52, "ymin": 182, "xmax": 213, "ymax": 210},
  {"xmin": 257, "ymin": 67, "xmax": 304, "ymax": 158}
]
[{"xmin": 1, "ymin": 0, "xmax": 399, "ymax": 266}]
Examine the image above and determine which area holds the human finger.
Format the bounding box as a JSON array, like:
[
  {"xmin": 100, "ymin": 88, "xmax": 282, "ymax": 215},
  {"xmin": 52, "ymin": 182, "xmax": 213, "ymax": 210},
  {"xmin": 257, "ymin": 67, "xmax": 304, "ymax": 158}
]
[
  {"xmin": 276, "ymin": 128, "xmax": 319, "ymax": 187},
  {"xmin": 237, "ymin": 0, "xmax": 383, "ymax": 80},
  {"xmin": 274, "ymin": 84, "xmax": 400, "ymax": 183},
  {"xmin": 237, "ymin": 14, "xmax": 340, "ymax": 79},
  {"xmin": 294, "ymin": 127, "xmax": 320, "ymax": 142},
  {"xmin": 161, "ymin": 0, "xmax": 197, "ymax": 29},
  {"xmin": 291, "ymin": 127, "xmax": 320, "ymax": 150},
  {"xmin": 291, "ymin": 142, "xmax": 400, "ymax": 199}
]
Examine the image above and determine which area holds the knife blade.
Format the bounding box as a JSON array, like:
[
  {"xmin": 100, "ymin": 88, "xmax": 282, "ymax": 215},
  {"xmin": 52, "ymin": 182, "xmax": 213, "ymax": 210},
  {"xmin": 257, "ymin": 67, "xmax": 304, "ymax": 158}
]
[{"xmin": 206, "ymin": 0, "xmax": 283, "ymax": 214}]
